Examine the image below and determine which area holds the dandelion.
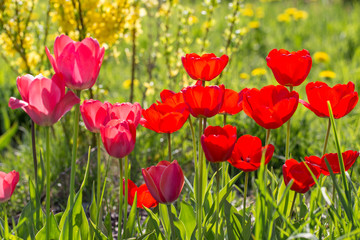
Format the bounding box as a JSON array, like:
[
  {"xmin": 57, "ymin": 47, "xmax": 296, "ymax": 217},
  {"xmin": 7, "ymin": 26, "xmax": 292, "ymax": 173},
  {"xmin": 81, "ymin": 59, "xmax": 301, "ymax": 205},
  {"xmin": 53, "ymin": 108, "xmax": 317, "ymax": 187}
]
[
  {"xmin": 319, "ymin": 70, "xmax": 336, "ymax": 79},
  {"xmin": 294, "ymin": 10, "xmax": 308, "ymax": 20},
  {"xmin": 123, "ymin": 79, "xmax": 140, "ymax": 89},
  {"xmin": 251, "ymin": 68, "xmax": 267, "ymax": 76},
  {"xmin": 314, "ymin": 52, "xmax": 330, "ymax": 63},
  {"xmin": 277, "ymin": 13, "xmax": 291, "ymax": 23},
  {"xmin": 240, "ymin": 73, "xmax": 250, "ymax": 79},
  {"xmin": 248, "ymin": 21, "xmax": 260, "ymax": 29},
  {"xmin": 285, "ymin": 8, "xmax": 298, "ymax": 16}
]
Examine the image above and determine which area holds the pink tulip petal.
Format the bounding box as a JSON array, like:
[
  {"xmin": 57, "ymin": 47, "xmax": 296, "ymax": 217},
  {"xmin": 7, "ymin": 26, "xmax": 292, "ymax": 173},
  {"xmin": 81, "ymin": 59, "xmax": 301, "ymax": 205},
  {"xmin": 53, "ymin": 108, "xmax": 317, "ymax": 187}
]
[
  {"xmin": 45, "ymin": 47, "xmax": 59, "ymax": 73},
  {"xmin": 142, "ymin": 168, "xmax": 164, "ymax": 203},
  {"xmin": 159, "ymin": 161, "xmax": 184, "ymax": 203},
  {"xmin": 9, "ymin": 97, "xmax": 28, "ymax": 109},
  {"xmin": 54, "ymin": 35, "xmax": 74, "ymax": 59},
  {"xmin": 17, "ymin": 75, "xmax": 36, "ymax": 102},
  {"xmin": 52, "ymin": 90, "xmax": 80, "ymax": 124}
]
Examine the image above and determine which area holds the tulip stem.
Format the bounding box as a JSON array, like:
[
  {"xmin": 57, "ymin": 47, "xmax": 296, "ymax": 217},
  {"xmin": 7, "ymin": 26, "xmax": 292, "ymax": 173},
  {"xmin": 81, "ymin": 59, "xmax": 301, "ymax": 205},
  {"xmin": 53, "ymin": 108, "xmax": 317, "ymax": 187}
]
[
  {"xmin": 222, "ymin": 115, "xmax": 227, "ymax": 188},
  {"xmin": 124, "ymin": 155, "xmax": 129, "ymax": 235},
  {"xmin": 243, "ymin": 172, "xmax": 249, "ymax": 229},
  {"xmin": 323, "ymin": 118, "xmax": 331, "ymax": 156},
  {"xmin": 289, "ymin": 192, "xmax": 297, "ymax": 219},
  {"xmin": 167, "ymin": 204, "xmax": 175, "ymax": 240},
  {"xmin": 215, "ymin": 165, "xmax": 221, "ymax": 240},
  {"xmin": 167, "ymin": 133, "xmax": 171, "ymax": 162},
  {"xmin": 285, "ymin": 86, "xmax": 293, "ymax": 160},
  {"xmin": 4, "ymin": 203, "xmax": 8, "ymax": 238},
  {"xmin": 197, "ymin": 117, "xmax": 203, "ymax": 240},
  {"xmin": 69, "ymin": 90, "xmax": 81, "ymax": 240},
  {"xmin": 118, "ymin": 158, "xmax": 123, "ymax": 240},
  {"xmin": 96, "ymin": 133, "xmax": 101, "ymax": 224},
  {"xmin": 45, "ymin": 126, "xmax": 51, "ymax": 240},
  {"xmin": 31, "ymin": 120, "xmax": 40, "ymax": 229}
]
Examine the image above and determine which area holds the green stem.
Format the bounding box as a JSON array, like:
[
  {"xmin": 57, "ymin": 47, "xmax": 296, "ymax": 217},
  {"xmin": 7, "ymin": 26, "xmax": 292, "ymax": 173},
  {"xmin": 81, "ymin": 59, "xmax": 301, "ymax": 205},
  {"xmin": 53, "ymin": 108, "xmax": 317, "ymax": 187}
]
[
  {"xmin": 167, "ymin": 204, "xmax": 175, "ymax": 240},
  {"xmin": 124, "ymin": 156, "xmax": 129, "ymax": 235},
  {"xmin": 4, "ymin": 203, "xmax": 8, "ymax": 239},
  {"xmin": 285, "ymin": 86, "xmax": 293, "ymax": 160},
  {"xmin": 243, "ymin": 172, "xmax": 249, "ymax": 228},
  {"xmin": 45, "ymin": 127, "xmax": 51, "ymax": 240},
  {"xmin": 118, "ymin": 158, "xmax": 123, "ymax": 240},
  {"xmin": 289, "ymin": 192, "xmax": 297, "ymax": 219},
  {"xmin": 222, "ymin": 115, "xmax": 227, "ymax": 188},
  {"xmin": 96, "ymin": 133, "xmax": 101, "ymax": 224},
  {"xmin": 322, "ymin": 118, "xmax": 331, "ymax": 156},
  {"xmin": 215, "ymin": 165, "xmax": 221, "ymax": 240},
  {"xmin": 137, "ymin": 209, "xmax": 142, "ymax": 234},
  {"xmin": 197, "ymin": 117, "xmax": 203, "ymax": 240},
  {"xmin": 31, "ymin": 121, "xmax": 39, "ymax": 229},
  {"xmin": 167, "ymin": 133, "xmax": 171, "ymax": 162},
  {"xmin": 69, "ymin": 90, "xmax": 81, "ymax": 240}
]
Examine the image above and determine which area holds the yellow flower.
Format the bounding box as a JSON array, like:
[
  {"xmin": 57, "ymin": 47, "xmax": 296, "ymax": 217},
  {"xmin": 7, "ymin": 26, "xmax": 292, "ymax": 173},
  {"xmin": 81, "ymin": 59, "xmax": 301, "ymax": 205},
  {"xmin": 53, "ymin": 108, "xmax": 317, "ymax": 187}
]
[
  {"xmin": 319, "ymin": 70, "xmax": 336, "ymax": 79},
  {"xmin": 144, "ymin": 82, "xmax": 155, "ymax": 96},
  {"xmin": 251, "ymin": 68, "xmax": 267, "ymax": 76},
  {"xmin": 293, "ymin": 10, "xmax": 308, "ymax": 20},
  {"xmin": 239, "ymin": 73, "xmax": 250, "ymax": 80},
  {"xmin": 188, "ymin": 15, "xmax": 198, "ymax": 25},
  {"xmin": 123, "ymin": 79, "xmax": 139, "ymax": 89},
  {"xmin": 248, "ymin": 21, "xmax": 260, "ymax": 29},
  {"xmin": 277, "ymin": 13, "xmax": 291, "ymax": 23},
  {"xmin": 314, "ymin": 52, "xmax": 330, "ymax": 63},
  {"xmin": 285, "ymin": 8, "xmax": 298, "ymax": 16},
  {"xmin": 241, "ymin": 8, "xmax": 254, "ymax": 17}
]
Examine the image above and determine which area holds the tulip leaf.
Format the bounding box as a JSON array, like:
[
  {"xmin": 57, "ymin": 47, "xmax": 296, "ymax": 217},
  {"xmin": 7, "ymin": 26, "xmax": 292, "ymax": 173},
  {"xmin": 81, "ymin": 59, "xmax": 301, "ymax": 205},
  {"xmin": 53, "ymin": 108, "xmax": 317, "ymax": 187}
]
[
  {"xmin": 173, "ymin": 213, "xmax": 187, "ymax": 240},
  {"xmin": 179, "ymin": 201, "xmax": 196, "ymax": 239},
  {"xmin": 89, "ymin": 182, "xmax": 98, "ymax": 239},
  {"xmin": 89, "ymin": 219, "xmax": 108, "ymax": 240},
  {"xmin": 35, "ymin": 213, "xmax": 60, "ymax": 240},
  {"xmin": 124, "ymin": 192, "xmax": 137, "ymax": 238},
  {"xmin": 159, "ymin": 204, "xmax": 170, "ymax": 238},
  {"xmin": 0, "ymin": 122, "xmax": 17, "ymax": 151},
  {"xmin": 104, "ymin": 212, "xmax": 114, "ymax": 240},
  {"xmin": 143, "ymin": 206, "xmax": 165, "ymax": 240}
]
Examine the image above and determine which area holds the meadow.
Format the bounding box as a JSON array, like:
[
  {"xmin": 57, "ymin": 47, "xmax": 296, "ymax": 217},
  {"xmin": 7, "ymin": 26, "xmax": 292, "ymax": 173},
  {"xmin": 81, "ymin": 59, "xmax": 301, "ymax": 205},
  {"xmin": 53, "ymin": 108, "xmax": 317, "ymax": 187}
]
[{"xmin": 1, "ymin": 0, "xmax": 360, "ymax": 239}]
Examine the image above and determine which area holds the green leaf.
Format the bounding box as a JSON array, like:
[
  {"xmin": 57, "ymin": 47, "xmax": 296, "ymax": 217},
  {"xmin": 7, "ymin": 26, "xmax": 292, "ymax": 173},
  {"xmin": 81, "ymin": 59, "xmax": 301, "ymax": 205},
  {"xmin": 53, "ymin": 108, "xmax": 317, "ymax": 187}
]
[
  {"xmin": 159, "ymin": 204, "xmax": 170, "ymax": 238},
  {"xmin": 104, "ymin": 212, "xmax": 114, "ymax": 240},
  {"xmin": 179, "ymin": 201, "xmax": 196, "ymax": 239},
  {"xmin": 124, "ymin": 192, "xmax": 137, "ymax": 237},
  {"xmin": 144, "ymin": 206, "xmax": 165, "ymax": 240},
  {"xmin": 0, "ymin": 122, "xmax": 18, "ymax": 151},
  {"xmin": 89, "ymin": 219, "xmax": 108, "ymax": 240},
  {"xmin": 35, "ymin": 213, "xmax": 60, "ymax": 240}
]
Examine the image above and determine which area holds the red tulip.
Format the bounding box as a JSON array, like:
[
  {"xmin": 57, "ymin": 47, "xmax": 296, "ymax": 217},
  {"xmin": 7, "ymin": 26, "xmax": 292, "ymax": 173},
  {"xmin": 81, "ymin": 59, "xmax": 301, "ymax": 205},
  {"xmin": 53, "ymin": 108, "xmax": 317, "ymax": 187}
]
[
  {"xmin": 123, "ymin": 179, "xmax": 158, "ymax": 209},
  {"xmin": 110, "ymin": 102, "xmax": 142, "ymax": 127},
  {"xmin": 299, "ymin": 81, "xmax": 358, "ymax": 119},
  {"xmin": 183, "ymin": 84, "xmax": 225, "ymax": 118},
  {"xmin": 140, "ymin": 100, "xmax": 189, "ymax": 133},
  {"xmin": 160, "ymin": 90, "xmax": 188, "ymax": 111},
  {"xmin": 228, "ymin": 135, "xmax": 274, "ymax": 172},
  {"xmin": 219, "ymin": 88, "xmax": 248, "ymax": 115},
  {"xmin": 100, "ymin": 120, "xmax": 136, "ymax": 159},
  {"xmin": 201, "ymin": 125, "xmax": 237, "ymax": 163},
  {"xmin": 46, "ymin": 35, "xmax": 105, "ymax": 90},
  {"xmin": 182, "ymin": 53, "xmax": 229, "ymax": 81},
  {"xmin": 266, "ymin": 49, "xmax": 312, "ymax": 87},
  {"xmin": 243, "ymin": 85, "xmax": 299, "ymax": 129},
  {"xmin": 282, "ymin": 159, "xmax": 321, "ymax": 193},
  {"xmin": 142, "ymin": 160, "xmax": 184, "ymax": 204},
  {"xmin": 305, "ymin": 150, "xmax": 359, "ymax": 176},
  {"xmin": 80, "ymin": 100, "xmax": 112, "ymax": 133},
  {"xmin": 0, "ymin": 170, "xmax": 19, "ymax": 203},
  {"xmin": 9, "ymin": 74, "xmax": 80, "ymax": 126}
]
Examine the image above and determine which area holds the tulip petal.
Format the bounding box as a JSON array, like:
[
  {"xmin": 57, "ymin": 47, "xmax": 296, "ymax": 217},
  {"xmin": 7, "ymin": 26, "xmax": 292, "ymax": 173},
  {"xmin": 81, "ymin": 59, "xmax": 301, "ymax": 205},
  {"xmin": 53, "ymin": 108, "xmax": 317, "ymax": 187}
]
[
  {"xmin": 142, "ymin": 168, "xmax": 164, "ymax": 203},
  {"xmin": 159, "ymin": 161, "xmax": 184, "ymax": 203},
  {"xmin": 45, "ymin": 47, "xmax": 59, "ymax": 73},
  {"xmin": 9, "ymin": 97, "xmax": 28, "ymax": 109},
  {"xmin": 51, "ymin": 90, "xmax": 80, "ymax": 124}
]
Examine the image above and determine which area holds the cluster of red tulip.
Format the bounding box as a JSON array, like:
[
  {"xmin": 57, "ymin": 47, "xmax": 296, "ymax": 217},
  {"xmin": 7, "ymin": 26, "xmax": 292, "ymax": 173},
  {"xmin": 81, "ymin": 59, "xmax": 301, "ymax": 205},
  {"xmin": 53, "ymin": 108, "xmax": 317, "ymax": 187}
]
[{"xmin": 4, "ymin": 33, "xmax": 360, "ymax": 239}]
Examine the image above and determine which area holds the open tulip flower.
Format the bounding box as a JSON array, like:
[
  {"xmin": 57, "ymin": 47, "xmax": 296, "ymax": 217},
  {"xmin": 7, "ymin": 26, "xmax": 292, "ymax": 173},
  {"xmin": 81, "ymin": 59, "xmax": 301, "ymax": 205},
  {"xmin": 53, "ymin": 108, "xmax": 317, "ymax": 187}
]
[
  {"xmin": 80, "ymin": 100, "xmax": 112, "ymax": 133},
  {"xmin": 219, "ymin": 88, "xmax": 248, "ymax": 115},
  {"xmin": 299, "ymin": 81, "xmax": 358, "ymax": 119},
  {"xmin": 283, "ymin": 159, "xmax": 321, "ymax": 194},
  {"xmin": 228, "ymin": 135, "xmax": 275, "ymax": 172},
  {"xmin": 305, "ymin": 150, "xmax": 359, "ymax": 176},
  {"xmin": 100, "ymin": 119, "xmax": 136, "ymax": 159},
  {"xmin": 266, "ymin": 49, "xmax": 312, "ymax": 87},
  {"xmin": 142, "ymin": 160, "xmax": 184, "ymax": 204},
  {"xmin": 182, "ymin": 53, "xmax": 229, "ymax": 81},
  {"xmin": 110, "ymin": 102, "xmax": 142, "ymax": 127},
  {"xmin": 123, "ymin": 179, "xmax": 158, "ymax": 209},
  {"xmin": 140, "ymin": 100, "xmax": 189, "ymax": 134},
  {"xmin": 9, "ymin": 74, "xmax": 80, "ymax": 126},
  {"xmin": 201, "ymin": 125, "xmax": 237, "ymax": 163},
  {"xmin": 243, "ymin": 85, "xmax": 299, "ymax": 129},
  {"xmin": 0, "ymin": 171, "xmax": 19, "ymax": 203},
  {"xmin": 183, "ymin": 84, "xmax": 225, "ymax": 118},
  {"xmin": 160, "ymin": 89, "xmax": 188, "ymax": 111},
  {"xmin": 46, "ymin": 34, "xmax": 105, "ymax": 90}
]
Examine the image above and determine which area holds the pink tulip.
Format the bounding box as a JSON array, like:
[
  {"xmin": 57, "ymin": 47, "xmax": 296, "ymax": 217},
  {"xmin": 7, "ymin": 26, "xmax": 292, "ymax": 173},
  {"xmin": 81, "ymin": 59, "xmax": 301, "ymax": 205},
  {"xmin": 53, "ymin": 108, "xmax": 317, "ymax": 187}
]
[
  {"xmin": 80, "ymin": 100, "xmax": 112, "ymax": 133},
  {"xmin": 100, "ymin": 120, "xmax": 136, "ymax": 159},
  {"xmin": 110, "ymin": 102, "xmax": 142, "ymax": 127},
  {"xmin": 9, "ymin": 74, "xmax": 80, "ymax": 126},
  {"xmin": 142, "ymin": 160, "xmax": 184, "ymax": 204},
  {"xmin": 0, "ymin": 171, "xmax": 19, "ymax": 203},
  {"xmin": 46, "ymin": 35, "xmax": 105, "ymax": 90}
]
